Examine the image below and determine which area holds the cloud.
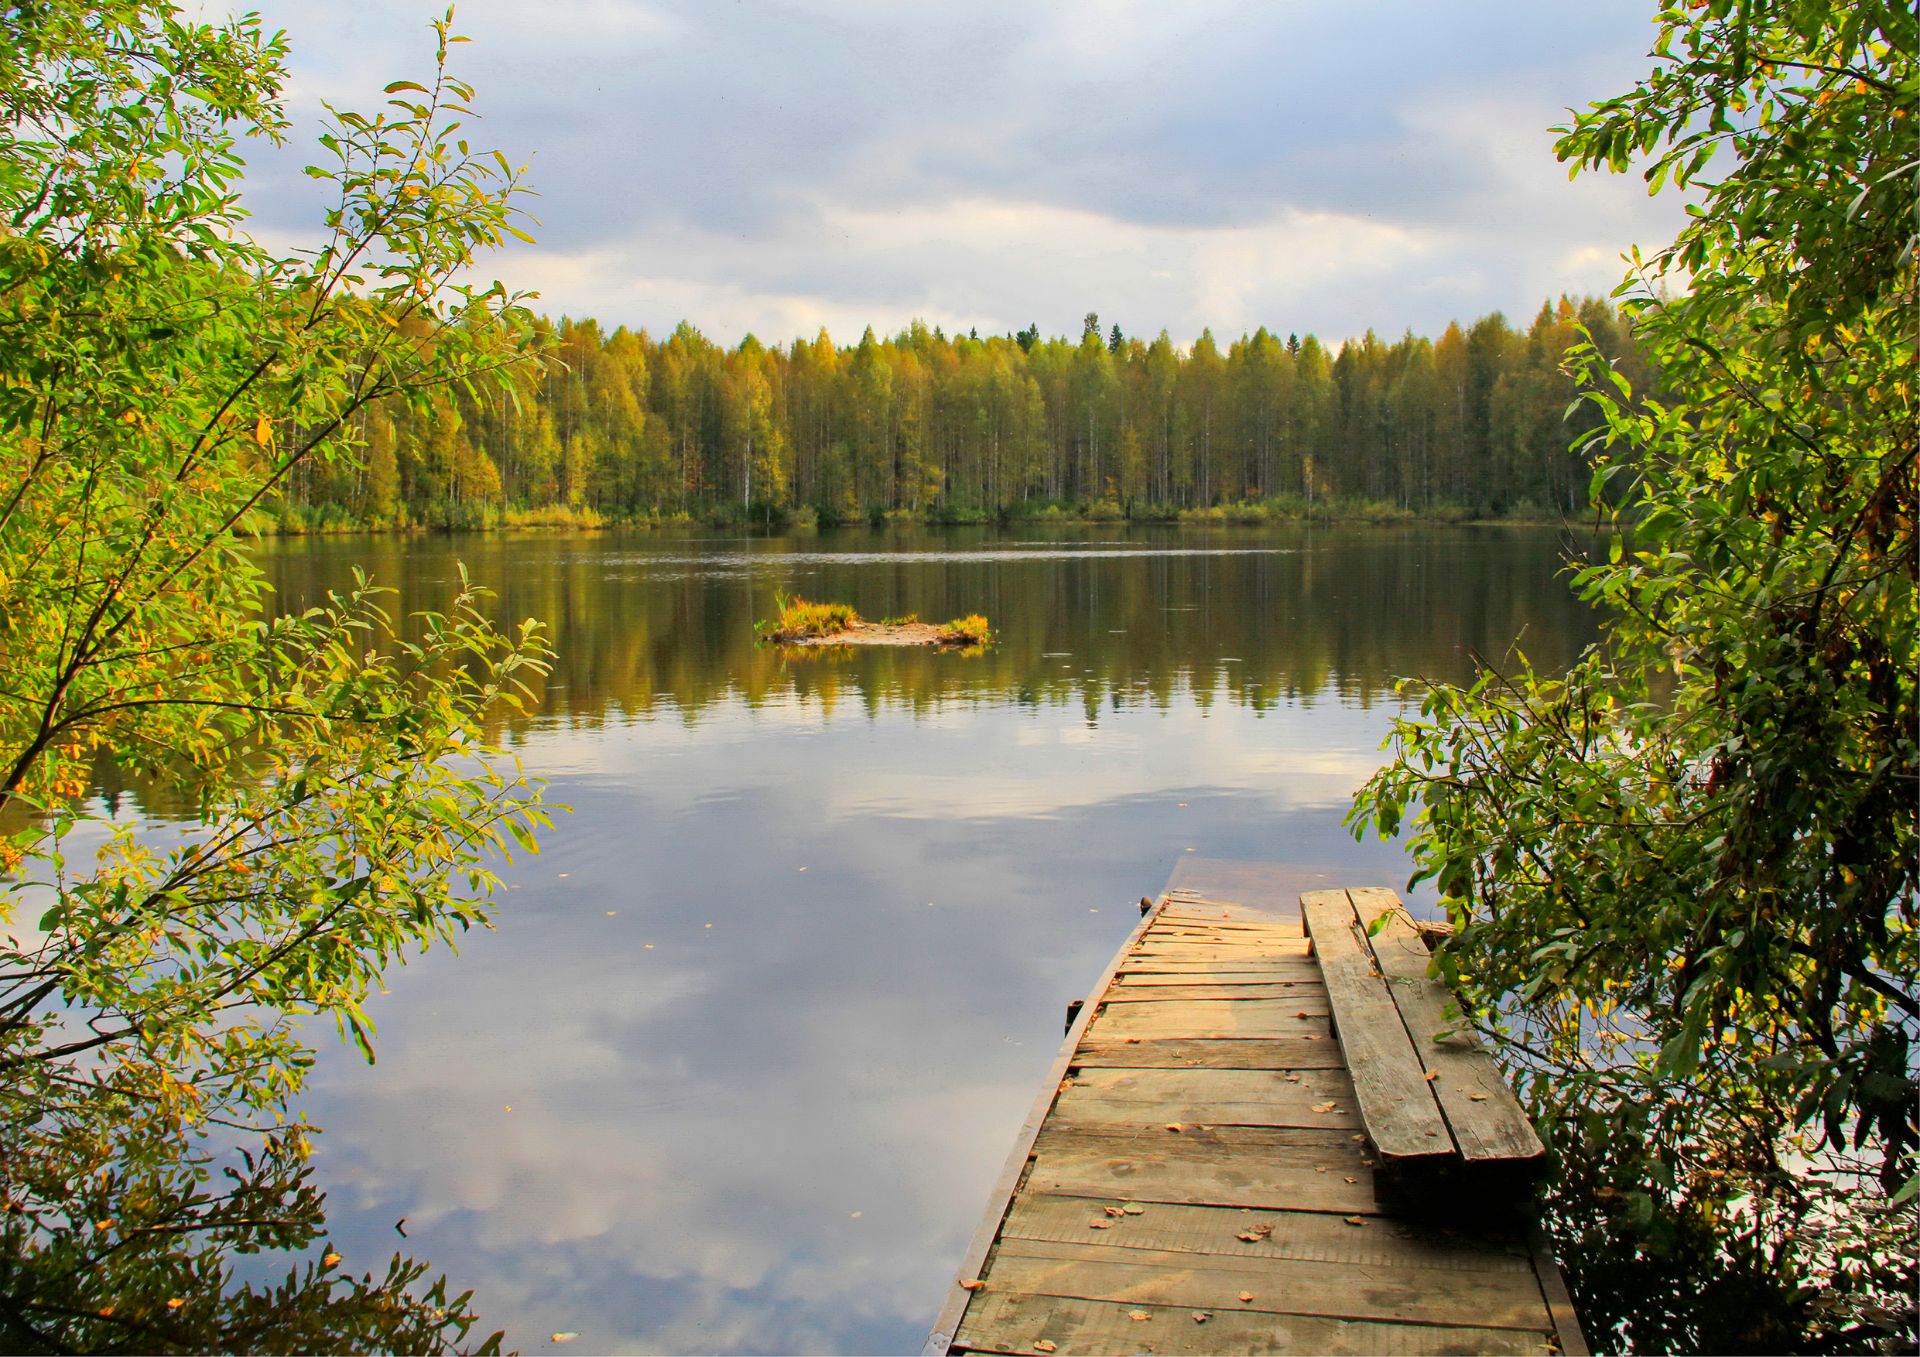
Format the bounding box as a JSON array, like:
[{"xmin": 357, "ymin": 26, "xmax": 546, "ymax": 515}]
[{"xmin": 227, "ymin": 0, "xmax": 1683, "ymax": 355}]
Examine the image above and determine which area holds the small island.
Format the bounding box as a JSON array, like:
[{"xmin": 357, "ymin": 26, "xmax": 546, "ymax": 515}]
[{"xmin": 759, "ymin": 596, "xmax": 992, "ymax": 649}]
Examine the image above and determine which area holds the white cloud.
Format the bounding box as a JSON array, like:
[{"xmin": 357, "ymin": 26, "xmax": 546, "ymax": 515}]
[{"xmin": 222, "ymin": 0, "xmax": 1682, "ymax": 345}]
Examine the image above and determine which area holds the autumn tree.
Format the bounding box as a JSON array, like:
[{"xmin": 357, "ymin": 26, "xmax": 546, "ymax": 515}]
[
  {"xmin": 0, "ymin": 3, "xmax": 551, "ymax": 1349},
  {"xmin": 1354, "ymin": 1, "xmax": 1916, "ymax": 1348}
]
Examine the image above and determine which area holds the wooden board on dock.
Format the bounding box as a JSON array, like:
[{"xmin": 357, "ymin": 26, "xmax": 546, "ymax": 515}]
[{"xmin": 926, "ymin": 859, "xmax": 1585, "ymax": 1357}]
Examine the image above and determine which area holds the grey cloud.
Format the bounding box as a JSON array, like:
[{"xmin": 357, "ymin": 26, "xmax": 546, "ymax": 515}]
[{"xmin": 234, "ymin": 0, "xmax": 1679, "ymax": 342}]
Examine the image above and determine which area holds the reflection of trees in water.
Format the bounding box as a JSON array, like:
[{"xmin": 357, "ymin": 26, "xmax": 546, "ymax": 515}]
[
  {"xmin": 2, "ymin": 1114, "xmax": 497, "ymax": 1353},
  {"xmin": 92, "ymin": 529, "xmax": 1599, "ymax": 824}
]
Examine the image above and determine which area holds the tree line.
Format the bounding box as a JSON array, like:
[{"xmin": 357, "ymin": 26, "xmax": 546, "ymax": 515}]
[{"xmin": 281, "ymin": 298, "xmax": 1647, "ymax": 530}]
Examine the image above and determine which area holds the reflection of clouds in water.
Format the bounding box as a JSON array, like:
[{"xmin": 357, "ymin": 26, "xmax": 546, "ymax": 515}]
[
  {"xmin": 300, "ymin": 682, "xmax": 1418, "ymax": 1351},
  {"xmin": 243, "ymin": 530, "xmax": 1578, "ymax": 1351},
  {"xmin": 524, "ymin": 693, "xmax": 1384, "ymax": 820}
]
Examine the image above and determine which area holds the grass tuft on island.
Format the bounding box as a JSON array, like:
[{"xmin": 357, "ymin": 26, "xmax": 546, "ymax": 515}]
[{"xmin": 758, "ymin": 596, "xmax": 993, "ymax": 650}]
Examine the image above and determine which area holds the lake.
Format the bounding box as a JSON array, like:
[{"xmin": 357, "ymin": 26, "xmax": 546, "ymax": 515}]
[{"xmin": 245, "ymin": 523, "xmax": 1598, "ymax": 1354}]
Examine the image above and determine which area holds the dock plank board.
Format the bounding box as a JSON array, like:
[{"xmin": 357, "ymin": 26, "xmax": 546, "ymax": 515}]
[
  {"xmin": 1073, "ymin": 1037, "xmax": 1344, "ymax": 1070},
  {"xmin": 1300, "ymin": 891, "xmax": 1454, "ymax": 1168},
  {"xmin": 930, "ymin": 862, "xmax": 1586, "ymax": 1357},
  {"xmin": 954, "ymin": 1292, "xmax": 1559, "ymax": 1357},
  {"xmin": 1027, "ymin": 1126, "xmax": 1377, "ymax": 1215},
  {"xmin": 1115, "ymin": 965, "xmax": 1321, "ymax": 985},
  {"xmin": 1001, "ymin": 1196, "xmax": 1533, "ymax": 1272},
  {"xmin": 1054, "ymin": 1067, "xmax": 1360, "ymax": 1131},
  {"xmin": 983, "ymin": 1236, "xmax": 1555, "ymax": 1330},
  {"xmin": 1089, "ymin": 1001, "xmax": 1332, "ymax": 1041},
  {"xmin": 1347, "ymin": 887, "xmax": 1546, "ymax": 1170},
  {"xmin": 1100, "ymin": 983, "xmax": 1325, "ymax": 1003}
]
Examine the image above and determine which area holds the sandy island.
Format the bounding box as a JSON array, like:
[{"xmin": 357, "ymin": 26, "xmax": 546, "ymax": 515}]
[{"xmin": 771, "ymin": 620, "xmax": 971, "ymax": 648}]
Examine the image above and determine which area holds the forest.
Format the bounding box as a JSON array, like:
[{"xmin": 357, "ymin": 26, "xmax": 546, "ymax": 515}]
[{"xmin": 280, "ymin": 297, "xmax": 1646, "ymax": 530}]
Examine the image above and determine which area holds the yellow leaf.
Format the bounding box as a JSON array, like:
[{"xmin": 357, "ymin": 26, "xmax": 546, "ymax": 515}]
[
  {"xmin": 959, "ymin": 1278, "xmax": 986, "ymax": 1291},
  {"xmin": 1127, "ymin": 1310, "xmax": 1152, "ymax": 1322},
  {"xmin": 1237, "ymin": 1292, "xmax": 1254, "ymax": 1303},
  {"xmin": 166, "ymin": 1298, "xmax": 185, "ymax": 1310},
  {"xmin": 253, "ymin": 416, "xmax": 272, "ymax": 447},
  {"xmin": 322, "ymin": 1251, "xmax": 342, "ymax": 1267}
]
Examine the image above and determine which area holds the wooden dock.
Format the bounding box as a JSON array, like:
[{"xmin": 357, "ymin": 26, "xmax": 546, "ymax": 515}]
[{"xmin": 927, "ymin": 860, "xmax": 1586, "ymax": 1356}]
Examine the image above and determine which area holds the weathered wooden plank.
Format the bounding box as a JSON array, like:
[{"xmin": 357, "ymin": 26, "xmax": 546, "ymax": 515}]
[
  {"xmin": 1088, "ymin": 1001, "xmax": 1333, "ymax": 1041},
  {"xmin": 1348, "ymin": 887, "xmax": 1545, "ymax": 1170},
  {"xmin": 954, "ymin": 1292, "xmax": 1559, "ymax": 1357},
  {"xmin": 1300, "ymin": 891, "xmax": 1454, "ymax": 1167},
  {"xmin": 1153, "ymin": 918, "xmax": 1305, "ymax": 937},
  {"xmin": 1073, "ymin": 1037, "xmax": 1345, "ymax": 1070},
  {"xmin": 936, "ymin": 869, "xmax": 1585, "ymax": 1357},
  {"xmin": 982, "ymin": 1237, "xmax": 1556, "ymax": 1330},
  {"xmin": 1147, "ymin": 932, "xmax": 1308, "ymax": 949},
  {"xmin": 1027, "ymin": 1125, "xmax": 1376, "ymax": 1214},
  {"xmin": 1053, "ymin": 1067, "xmax": 1360, "ymax": 1131},
  {"xmin": 1114, "ymin": 965, "xmax": 1321, "ymax": 985},
  {"xmin": 1156, "ymin": 911, "xmax": 1304, "ymax": 931},
  {"xmin": 1099, "ymin": 983, "xmax": 1324, "ymax": 1003},
  {"xmin": 1130, "ymin": 943, "xmax": 1312, "ymax": 961},
  {"xmin": 1002, "ymin": 1195, "xmax": 1533, "ymax": 1274},
  {"xmin": 1528, "ymin": 1222, "xmax": 1591, "ymax": 1357}
]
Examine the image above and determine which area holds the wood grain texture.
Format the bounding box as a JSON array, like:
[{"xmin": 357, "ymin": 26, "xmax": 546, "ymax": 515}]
[
  {"xmin": 1088, "ymin": 1001, "xmax": 1333, "ymax": 1041},
  {"xmin": 1001, "ymin": 1196, "xmax": 1533, "ymax": 1274},
  {"xmin": 953, "ymin": 1291, "xmax": 1561, "ymax": 1357},
  {"xmin": 982, "ymin": 1236, "xmax": 1555, "ymax": 1329},
  {"xmin": 1347, "ymin": 887, "xmax": 1545, "ymax": 1169},
  {"xmin": 1300, "ymin": 891, "xmax": 1453, "ymax": 1166},
  {"xmin": 1072, "ymin": 1037, "xmax": 1345, "ymax": 1070},
  {"xmin": 1026, "ymin": 1124, "xmax": 1377, "ymax": 1214},
  {"xmin": 1053, "ymin": 1067, "xmax": 1359, "ymax": 1131},
  {"xmin": 935, "ymin": 867, "xmax": 1579, "ymax": 1356}
]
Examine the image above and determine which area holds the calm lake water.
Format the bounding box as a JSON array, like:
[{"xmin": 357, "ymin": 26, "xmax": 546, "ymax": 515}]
[{"xmin": 241, "ymin": 523, "xmax": 1597, "ymax": 1354}]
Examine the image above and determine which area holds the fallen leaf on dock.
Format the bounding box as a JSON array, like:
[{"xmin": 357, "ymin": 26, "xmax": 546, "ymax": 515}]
[
  {"xmin": 1164, "ymin": 1122, "xmax": 1183, "ymax": 1132},
  {"xmin": 1344, "ymin": 1216, "xmax": 1366, "ymax": 1227},
  {"xmin": 1424, "ymin": 1069, "xmax": 1438, "ymax": 1081},
  {"xmin": 1033, "ymin": 1342, "xmax": 1057, "ymax": 1353},
  {"xmin": 960, "ymin": 1279, "xmax": 986, "ymax": 1290},
  {"xmin": 1103, "ymin": 1206, "xmax": 1126, "ymax": 1217},
  {"xmin": 1192, "ymin": 1312, "xmax": 1211, "ymax": 1324},
  {"xmin": 1311, "ymin": 1101, "xmax": 1337, "ymax": 1113},
  {"xmin": 1344, "ymin": 1176, "xmax": 1358, "ymax": 1183},
  {"xmin": 1238, "ymin": 1292, "xmax": 1255, "ymax": 1303},
  {"xmin": 1469, "ymin": 1092, "xmax": 1490, "ymax": 1101},
  {"xmin": 1089, "ymin": 1220, "xmax": 1114, "ymax": 1230},
  {"xmin": 1122, "ymin": 1204, "xmax": 1145, "ymax": 1215},
  {"xmin": 1127, "ymin": 1311, "xmax": 1152, "ymax": 1322}
]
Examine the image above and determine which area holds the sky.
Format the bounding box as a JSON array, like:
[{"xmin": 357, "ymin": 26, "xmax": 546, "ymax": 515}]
[{"xmin": 232, "ymin": 1, "xmax": 1685, "ymax": 349}]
